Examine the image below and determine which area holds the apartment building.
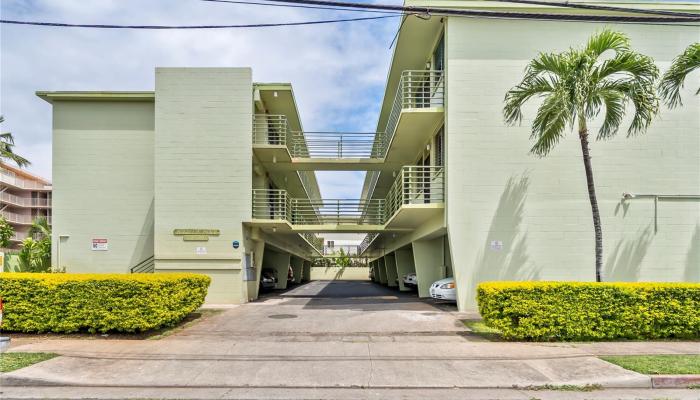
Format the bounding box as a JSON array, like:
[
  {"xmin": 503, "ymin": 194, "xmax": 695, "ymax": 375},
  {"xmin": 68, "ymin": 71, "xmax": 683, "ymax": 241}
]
[
  {"xmin": 39, "ymin": 1, "xmax": 699, "ymax": 309},
  {"xmin": 360, "ymin": 0, "xmax": 700, "ymax": 309},
  {"xmin": 0, "ymin": 162, "xmax": 52, "ymax": 249}
]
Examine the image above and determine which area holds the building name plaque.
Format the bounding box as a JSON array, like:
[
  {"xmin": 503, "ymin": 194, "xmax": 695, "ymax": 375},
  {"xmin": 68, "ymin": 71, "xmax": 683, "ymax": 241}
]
[{"xmin": 173, "ymin": 229, "xmax": 220, "ymax": 236}]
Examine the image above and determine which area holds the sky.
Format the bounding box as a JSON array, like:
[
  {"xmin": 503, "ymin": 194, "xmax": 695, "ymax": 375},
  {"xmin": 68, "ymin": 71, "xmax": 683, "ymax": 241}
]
[{"xmin": 0, "ymin": 0, "xmax": 403, "ymax": 199}]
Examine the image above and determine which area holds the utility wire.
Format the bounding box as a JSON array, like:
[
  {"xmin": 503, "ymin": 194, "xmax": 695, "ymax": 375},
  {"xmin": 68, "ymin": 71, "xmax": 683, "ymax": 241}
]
[
  {"xmin": 484, "ymin": 0, "xmax": 700, "ymax": 18},
  {"xmin": 199, "ymin": 0, "xmax": 403, "ymax": 15},
  {"xmin": 0, "ymin": 14, "xmax": 400, "ymax": 29},
  {"xmin": 204, "ymin": 0, "xmax": 700, "ymax": 19},
  {"xmin": 260, "ymin": 0, "xmax": 700, "ymax": 23}
]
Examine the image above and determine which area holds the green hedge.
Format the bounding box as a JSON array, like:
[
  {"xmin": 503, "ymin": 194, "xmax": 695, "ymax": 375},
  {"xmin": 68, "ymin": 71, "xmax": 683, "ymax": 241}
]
[
  {"xmin": 0, "ymin": 273, "xmax": 211, "ymax": 333},
  {"xmin": 478, "ymin": 282, "xmax": 700, "ymax": 341}
]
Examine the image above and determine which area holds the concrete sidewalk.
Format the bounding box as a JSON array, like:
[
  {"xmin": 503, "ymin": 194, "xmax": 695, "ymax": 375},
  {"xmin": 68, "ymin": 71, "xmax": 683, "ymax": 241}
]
[
  {"xmin": 2, "ymin": 387, "xmax": 700, "ymax": 400},
  {"xmin": 2, "ymin": 281, "xmax": 698, "ymax": 394}
]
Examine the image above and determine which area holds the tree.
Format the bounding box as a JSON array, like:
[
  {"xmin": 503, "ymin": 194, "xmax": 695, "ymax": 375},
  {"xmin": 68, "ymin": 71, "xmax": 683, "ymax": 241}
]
[
  {"xmin": 335, "ymin": 247, "xmax": 350, "ymax": 268},
  {"xmin": 0, "ymin": 116, "xmax": 31, "ymax": 168},
  {"xmin": 503, "ymin": 30, "xmax": 659, "ymax": 282},
  {"xmin": 659, "ymin": 42, "xmax": 700, "ymax": 108},
  {"xmin": 17, "ymin": 217, "xmax": 52, "ymax": 272},
  {"xmin": 0, "ymin": 216, "xmax": 14, "ymax": 248}
]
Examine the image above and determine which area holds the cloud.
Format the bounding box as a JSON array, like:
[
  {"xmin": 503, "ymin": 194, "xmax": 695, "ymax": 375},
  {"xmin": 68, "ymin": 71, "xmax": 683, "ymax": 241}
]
[{"xmin": 0, "ymin": 0, "xmax": 401, "ymax": 200}]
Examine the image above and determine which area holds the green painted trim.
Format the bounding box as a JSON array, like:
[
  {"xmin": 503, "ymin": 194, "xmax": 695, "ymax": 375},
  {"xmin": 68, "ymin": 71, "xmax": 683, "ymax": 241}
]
[{"xmin": 36, "ymin": 91, "xmax": 155, "ymax": 104}]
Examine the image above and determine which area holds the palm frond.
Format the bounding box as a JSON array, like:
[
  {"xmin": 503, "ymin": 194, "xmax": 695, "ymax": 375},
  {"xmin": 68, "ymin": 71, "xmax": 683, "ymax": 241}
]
[
  {"xmin": 29, "ymin": 217, "xmax": 51, "ymax": 238},
  {"xmin": 503, "ymin": 76, "xmax": 556, "ymax": 125},
  {"xmin": 530, "ymin": 88, "xmax": 573, "ymax": 156},
  {"xmin": 659, "ymin": 42, "xmax": 700, "ymax": 108},
  {"xmin": 595, "ymin": 89, "xmax": 626, "ymax": 140},
  {"xmin": 585, "ymin": 29, "xmax": 630, "ymax": 58}
]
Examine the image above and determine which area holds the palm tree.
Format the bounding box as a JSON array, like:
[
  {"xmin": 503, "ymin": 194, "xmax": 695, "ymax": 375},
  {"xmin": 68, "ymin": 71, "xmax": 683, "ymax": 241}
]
[
  {"xmin": 28, "ymin": 216, "xmax": 51, "ymax": 239},
  {"xmin": 659, "ymin": 42, "xmax": 700, "ymax": 108},
  {"xmin": 0, "ymin": 216, "xmax": 14, "ymax": 248},
  {"xmin": 503, "ymin": 30, "xmax": 659, "ymax": 282},
  {"xmin": 0, "ymin": 116, "xmax": 31, "ymax": 168}
]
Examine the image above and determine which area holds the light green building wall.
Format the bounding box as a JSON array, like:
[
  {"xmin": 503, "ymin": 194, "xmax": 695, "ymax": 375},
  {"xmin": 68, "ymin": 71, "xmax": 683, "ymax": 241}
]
[
  {"xmin": 154, "ymin": 68, "xmax": 253, "ymax": 304},
  {"xmin": 50, "ymin": 100, "xmax": 155, "ymax": 273},
  {"xmin": 445, "ymin": 18, "xmax": 700, "ymax": 309}
]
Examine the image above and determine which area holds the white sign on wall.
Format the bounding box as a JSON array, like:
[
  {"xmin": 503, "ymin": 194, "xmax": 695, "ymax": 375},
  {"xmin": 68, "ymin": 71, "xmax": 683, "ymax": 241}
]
[
  {"xmin": 195, "ymin": 247, "xmax": 207, "ymax": 255},
  {"xmin": 490, "ymin": 240, "xmax": 503, "ymax": 251},
  {"xmin": 91, "ymin": 239, "xmax": 108, "ymax": 251}
]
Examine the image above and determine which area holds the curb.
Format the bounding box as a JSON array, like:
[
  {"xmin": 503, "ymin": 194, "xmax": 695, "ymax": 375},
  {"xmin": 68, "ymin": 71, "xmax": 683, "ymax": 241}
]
[{"xmin": 651, "ymin": 374, "xmax": 700, "ymax": 388}]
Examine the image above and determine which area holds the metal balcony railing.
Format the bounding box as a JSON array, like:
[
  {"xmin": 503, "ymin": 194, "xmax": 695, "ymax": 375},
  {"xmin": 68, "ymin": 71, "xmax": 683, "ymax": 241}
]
[
  {"xmin": 0, "ymin": 210, "xmax": 51, "ymax": 225},
  {"xmin": 290, "ymin": 198, "xmax": 384, "ymax": 225},
  {"xmin": 291, "ymin": 132, "xmax": 385, "ymax": 159},
  {"xmin": 253, "ymin": 114, "xmax": 290, "ymax": 146},
  {"xmin": 384, "ymin": 166, "xmax": 445, "ymax": 222},
  {"xmin": 378, "ymin": 69, "xmax": 445, "ymax": 159},
  {"xmin": 252, "ymin": 166, "xmax": 444, "ymax": 229},
  {"xmin": 323, "ymin": 244, "xmax": 361, "ymax": 256},
  {"xmin": 0, "ymin": 171, "xmax": 51, "ymax": 191},
  {"xmin": 359, "ymin": 232, "xmax": 379, "ymax": 255},
  {"xmin": 0, "ymin": 192, "xmax": 51, "ymax": 208},
  {"xmin": 252, "ymin": 189, "xmax": 290, "ymax": 221},
  {"xmin": 300, "ymin": 232, "xmax": 324, "ymax": 254}
]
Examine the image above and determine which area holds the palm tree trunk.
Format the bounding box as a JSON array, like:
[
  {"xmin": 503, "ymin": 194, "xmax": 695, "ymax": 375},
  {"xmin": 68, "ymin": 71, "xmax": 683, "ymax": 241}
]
[{"xmin": 578, "ymin": 128, "xmax": 603, "ymax": 282}]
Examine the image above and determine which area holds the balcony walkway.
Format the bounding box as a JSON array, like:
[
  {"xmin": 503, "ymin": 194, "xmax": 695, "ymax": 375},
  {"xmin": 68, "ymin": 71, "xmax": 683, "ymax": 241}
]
[
  {"xmin": 248, "ymin": 166, "xmax": 444, "ymax": 234},
  {"xmin": 253, "ymin": 69, "xmax": 444, "ymax": 172}
]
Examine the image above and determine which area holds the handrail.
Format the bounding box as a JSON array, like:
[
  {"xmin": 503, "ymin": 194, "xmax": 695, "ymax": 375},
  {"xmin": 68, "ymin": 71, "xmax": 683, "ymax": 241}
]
[
  {"xmin": 252, "ymin": 166, "xmax": 444, "ymax": 227},
  {"xmin": 0, "ymin": 210, "xmax": 52, "ymax": 225},
  {"xmin": 291, "ymin": 132, "xmax": 385, "ymax": 159},
  {"xmin": 130, "ymin": 255, "xmax": 155, "ymax": 273},
  {"xmin": 253, "ymin": 114, "xmax": 290, "ymax": 146},
  {"xmin": 380, "ymin": 70, "xmax": 444, "ymax": 157},
  {"xmin": 0, "ymin": 191, "xmax": 51, "ymax": 207},
  {"xmin": 0, "ymin": 171, "xmax": 51, "ymax": 191}
]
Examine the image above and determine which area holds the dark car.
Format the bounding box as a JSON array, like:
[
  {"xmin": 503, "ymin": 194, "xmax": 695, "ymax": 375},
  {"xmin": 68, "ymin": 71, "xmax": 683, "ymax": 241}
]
[{"xmin": 260, "ymin": 268, "xmax": 277, "ymax": 290}]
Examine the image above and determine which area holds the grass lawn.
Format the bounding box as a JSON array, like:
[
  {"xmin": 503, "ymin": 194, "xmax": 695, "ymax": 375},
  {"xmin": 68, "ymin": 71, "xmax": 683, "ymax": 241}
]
[
  {"xmin": 601, "ymin": 355, "xmax": 700, "ymax": 375},
  {"xmin": 0, "ymin": 352, "xmax": 58, "ymax": 373},
  {"xmin": 463, "ymin": 320, "xmax": 504, "ymax": 341}
]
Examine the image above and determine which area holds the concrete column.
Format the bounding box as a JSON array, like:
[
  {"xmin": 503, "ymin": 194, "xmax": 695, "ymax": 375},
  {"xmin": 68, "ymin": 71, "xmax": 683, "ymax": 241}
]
[
  {"xmin": 302, "ymin": 260, "xmax": 311, "ymax": 281},
  {"xmin": 413, "ymin": 237, "xmax": 447, "ymax": 298},
  {"xmin": 395, "ymin": 248, "xmax": 415, "ymax": 291},
  {"xmin": 377, "ymin": 258, "xmax": 387, "ymax": 285},
  {"xmin": 290, "ymin": 256, "xmax": 303, "ymax": 284},
  {"xmin": 264, "ymin": 250, "xmax": 291, "ymax": 289},
  {"xmin": 384, "ymin": 253, "xmax": 398, "ymax": 287},
  {"xmin": 247, "ymin": 240, "xmax": 265, "ymax": 301}
]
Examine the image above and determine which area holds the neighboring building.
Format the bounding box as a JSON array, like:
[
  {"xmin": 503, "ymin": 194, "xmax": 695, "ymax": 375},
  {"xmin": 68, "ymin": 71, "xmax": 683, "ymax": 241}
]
[
  {"xmin": 0, "ymin": 162, "xmax": 52, "ymax": 249},
  {"xmin": 38, "ymin": 1, "xmax": 699, "ymax": 309}
]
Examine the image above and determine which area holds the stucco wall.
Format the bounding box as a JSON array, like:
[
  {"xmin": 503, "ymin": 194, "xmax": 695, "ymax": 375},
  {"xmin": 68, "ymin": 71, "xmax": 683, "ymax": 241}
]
[
  {"xmin": 51, "ymin": 100, "xmax": 155, "ymax": 273},
  {"xmin": 310, "ymin": 266, "xmax": 370, "ymax": 281},
  {"xmin": 445, "ymin": 18, "xmax": 700, "ymax": 310},
  {"xmin": 154, "ymin": 68, "xmax": 253, "ymax": 304}
]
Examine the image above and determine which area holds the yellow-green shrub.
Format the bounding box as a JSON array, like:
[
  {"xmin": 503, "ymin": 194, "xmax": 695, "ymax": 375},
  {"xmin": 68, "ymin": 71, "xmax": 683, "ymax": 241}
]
[
  {"xmin": 0, "ymin": 273, "xmax": 210, "ymax": 333},
  {"xmin": 477, "ymin": 282, "xmax": 700, "ymax": 341}
]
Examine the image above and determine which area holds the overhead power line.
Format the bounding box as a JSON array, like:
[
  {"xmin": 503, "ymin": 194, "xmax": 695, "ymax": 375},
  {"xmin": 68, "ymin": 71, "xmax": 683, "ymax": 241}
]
[
  {"xmin": 199, "ymin": 0, "xmax": 403, "ymax": 15},
  {"xmin": 205, "ymin": 0, "xmax": 700, "ymax": 19},
  {"xmin": 260, "ymin": 0, "xmax": 700, "ymax": 23},
  {"xmin": 0, "ymin": 14, "xmax": 399, "ymax": 29}
]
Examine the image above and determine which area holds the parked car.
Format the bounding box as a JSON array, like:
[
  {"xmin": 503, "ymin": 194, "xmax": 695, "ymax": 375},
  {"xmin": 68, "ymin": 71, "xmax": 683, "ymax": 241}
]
[
  {"xmin": 402, "ymin": 272, "xmax": 417, "ymax": 288},
  {"xmin": 260, "ymin": 268, "xmax": 277, "ymax": 290},
  {"xmin": 429, "ymin": 277, "xmax": 456, "ymax": 302}
]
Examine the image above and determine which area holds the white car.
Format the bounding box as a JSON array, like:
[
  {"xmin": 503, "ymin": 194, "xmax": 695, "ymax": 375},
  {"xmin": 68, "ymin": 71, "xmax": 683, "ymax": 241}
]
[
  {"xmin": 403, "ymin": 273, "xmax": 417, "ymax": 288},
  {"xmin": 429, "ymin": 277, "xmax": 456, "ymax": 302}
]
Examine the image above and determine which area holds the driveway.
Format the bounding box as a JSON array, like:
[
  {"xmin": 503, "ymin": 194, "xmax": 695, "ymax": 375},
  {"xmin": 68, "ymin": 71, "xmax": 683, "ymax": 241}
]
[{"xmin": 3, "ymin": 280, "xmax": 698, "ymax": 399}]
